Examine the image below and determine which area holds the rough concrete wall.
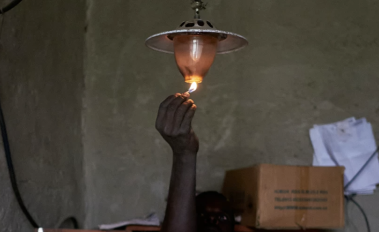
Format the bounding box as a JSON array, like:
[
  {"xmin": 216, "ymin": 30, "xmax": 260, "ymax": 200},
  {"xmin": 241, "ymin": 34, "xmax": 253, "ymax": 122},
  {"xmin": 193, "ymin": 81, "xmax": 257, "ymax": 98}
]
[
  {"xmin": 0, "ymin": 0, "xmax": 85, "ymax": 231},
  {"xmin": 84, "ymin": 0, "xmax": 379, "ymax": 230}
]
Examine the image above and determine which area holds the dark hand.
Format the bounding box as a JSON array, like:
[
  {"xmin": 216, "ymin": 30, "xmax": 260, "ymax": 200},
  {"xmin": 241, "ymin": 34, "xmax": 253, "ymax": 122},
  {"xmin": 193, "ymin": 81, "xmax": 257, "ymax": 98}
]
[{"xmin": 156, "ymin": 93, "xmax": 199, "ymax": 155}]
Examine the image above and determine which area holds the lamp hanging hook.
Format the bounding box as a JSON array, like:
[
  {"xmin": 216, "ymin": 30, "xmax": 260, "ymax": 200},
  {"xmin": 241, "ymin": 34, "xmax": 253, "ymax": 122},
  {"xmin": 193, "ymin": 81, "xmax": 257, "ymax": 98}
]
[{"xmin": 191, "ymin": 0, "xmax": 207, "ymax": 19}]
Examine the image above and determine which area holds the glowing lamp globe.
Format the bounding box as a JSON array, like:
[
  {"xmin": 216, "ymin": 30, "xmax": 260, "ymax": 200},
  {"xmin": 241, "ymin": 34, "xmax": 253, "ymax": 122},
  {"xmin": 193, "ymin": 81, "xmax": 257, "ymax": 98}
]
[
  {"xmin": 145, "ymin": 1, "xmax": 248, "ymax": 85},
  {"xmin": 174, "ymin": 34, "xmax": 218, "ymax": 83}
]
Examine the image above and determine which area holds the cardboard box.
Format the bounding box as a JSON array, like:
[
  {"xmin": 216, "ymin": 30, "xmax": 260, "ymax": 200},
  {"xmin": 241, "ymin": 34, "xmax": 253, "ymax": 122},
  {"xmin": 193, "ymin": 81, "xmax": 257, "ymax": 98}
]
[{"xmin": 222, "ymin": 164, "xmax": 345, "ymax": 230}]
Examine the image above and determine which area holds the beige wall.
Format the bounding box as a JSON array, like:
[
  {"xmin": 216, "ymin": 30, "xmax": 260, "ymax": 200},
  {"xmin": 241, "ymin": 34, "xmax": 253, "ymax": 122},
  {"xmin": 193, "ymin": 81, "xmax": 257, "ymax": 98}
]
[
  {"xmin": 0, "ymin": 0, "xmax": 85, "ymax": 230},
  {"xmin": 84, "ymin": 0, "xmax": 379, "ymax": 231},
  {"xmin": 0, "ymin": 0, "xmax": 378, "ymax": 231}
]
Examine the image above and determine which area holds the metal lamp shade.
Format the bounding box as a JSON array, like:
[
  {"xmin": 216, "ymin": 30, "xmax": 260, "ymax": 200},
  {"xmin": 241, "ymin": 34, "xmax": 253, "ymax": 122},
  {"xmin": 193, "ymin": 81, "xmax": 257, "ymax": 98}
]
[{"xmin": 145, "ymin": 19, "xmax": 248, "ymax": 54}]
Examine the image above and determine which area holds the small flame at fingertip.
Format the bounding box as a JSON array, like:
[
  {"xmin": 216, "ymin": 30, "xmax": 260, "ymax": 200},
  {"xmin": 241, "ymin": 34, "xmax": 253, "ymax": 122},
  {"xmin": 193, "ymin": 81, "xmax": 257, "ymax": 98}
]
[{"xmin": 188, "ymin": 82, "xmax": 197, "ymax": 93}]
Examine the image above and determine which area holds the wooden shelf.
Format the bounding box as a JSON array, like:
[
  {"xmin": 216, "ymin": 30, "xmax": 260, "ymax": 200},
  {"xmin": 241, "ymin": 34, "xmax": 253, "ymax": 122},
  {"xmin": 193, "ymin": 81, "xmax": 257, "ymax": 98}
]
[
  {"xmin": 34, "ymin": 230, "xmax": 120, "ymax": 232},
  {"xmin": 35, "ymin": 225, "xmax": 321, "ymax": 232},
  {"xmin": 125, "ymin": 225, "xmax": 254, "ymax": 232}
]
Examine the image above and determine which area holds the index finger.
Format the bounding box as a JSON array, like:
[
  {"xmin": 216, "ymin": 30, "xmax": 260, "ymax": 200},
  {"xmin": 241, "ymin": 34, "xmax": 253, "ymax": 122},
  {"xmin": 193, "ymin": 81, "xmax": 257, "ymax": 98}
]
[
  {"xmin": 160, "ymin": 93, "xmax": 181, "ymax": 108},
  {"xmin": 182, "ymin": 92, "xmax": 190, "ymax": 98},
  {"xmin": 156, "ymin": 93, "xmax": 180, "ymax": 130}
]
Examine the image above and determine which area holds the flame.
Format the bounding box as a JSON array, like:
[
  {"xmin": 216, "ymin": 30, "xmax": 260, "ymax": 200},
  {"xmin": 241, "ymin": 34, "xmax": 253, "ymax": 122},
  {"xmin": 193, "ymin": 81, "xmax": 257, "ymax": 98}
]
[
  {"xmin": 38, "ymin": 228, "xmax": 44, "ymax": 232},
  {"xmin": 188, "ymin": 82, "xmax": 198, "ymax": 93}
]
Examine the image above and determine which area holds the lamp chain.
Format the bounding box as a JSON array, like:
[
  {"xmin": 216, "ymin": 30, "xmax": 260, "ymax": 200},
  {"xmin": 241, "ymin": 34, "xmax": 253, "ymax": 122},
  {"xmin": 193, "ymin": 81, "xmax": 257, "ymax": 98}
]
[{"xmin": 191, "ymin": 0, "xmax": 207, "ymax": 19}]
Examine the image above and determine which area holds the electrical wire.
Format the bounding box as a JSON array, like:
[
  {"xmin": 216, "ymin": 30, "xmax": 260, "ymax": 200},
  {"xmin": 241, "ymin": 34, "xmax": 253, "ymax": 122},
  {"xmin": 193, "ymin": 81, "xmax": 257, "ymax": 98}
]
[
  {"xmin": 344, "ymin": 146, "xmax": 379, "ymax": 190},
  {"xmin": 0, "ymin": 100, "xmax": 39, "ymax": 228},
  {"xmin": 343, "ymin": 146, "xmax": 378, "ymax": 232},
  {"xmin": 346, "ymin": 195, "xmax": 371, "ymax": 232},
  {"xmin": 0, "ymin": 0, "xmax": 23, "ymax": 14},
  {"xmin": 0, "ymin": 1, "xmax": 39, "ymax": 228}
]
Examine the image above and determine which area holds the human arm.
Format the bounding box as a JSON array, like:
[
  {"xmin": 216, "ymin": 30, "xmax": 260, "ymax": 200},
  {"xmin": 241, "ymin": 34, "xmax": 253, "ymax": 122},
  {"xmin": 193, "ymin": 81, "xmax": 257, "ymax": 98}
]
[{"xmin": 155, "ymin": 93, "xmax": 198, "ymax": 232}]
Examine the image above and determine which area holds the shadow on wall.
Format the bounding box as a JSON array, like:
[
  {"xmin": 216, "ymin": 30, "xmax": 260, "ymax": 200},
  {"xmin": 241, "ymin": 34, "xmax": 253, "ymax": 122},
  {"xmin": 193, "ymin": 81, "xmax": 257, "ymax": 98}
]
[{"xmin": 58, "ymin": 217, "xmax": 79, "ymax": 229}]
